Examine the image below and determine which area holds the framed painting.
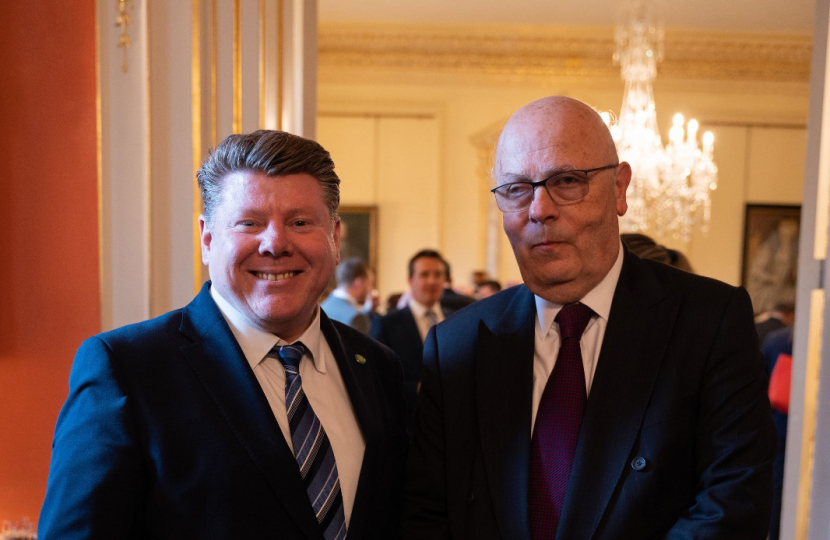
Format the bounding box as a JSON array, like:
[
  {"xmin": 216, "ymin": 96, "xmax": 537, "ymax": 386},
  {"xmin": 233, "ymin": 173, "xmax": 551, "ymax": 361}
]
[
  {"xmin": 338, "ymin": 205, "xmax": 379, "ymax": 275},
  {"xmin": 741, "ymin": 204, "xmax": 800, "ymax": 315}
]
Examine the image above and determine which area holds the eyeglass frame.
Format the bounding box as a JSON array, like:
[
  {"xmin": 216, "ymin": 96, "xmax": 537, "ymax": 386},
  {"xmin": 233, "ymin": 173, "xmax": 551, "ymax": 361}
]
[{"xmin": 490, "ymin": 163, "xmax": 619, "ymax": 213}]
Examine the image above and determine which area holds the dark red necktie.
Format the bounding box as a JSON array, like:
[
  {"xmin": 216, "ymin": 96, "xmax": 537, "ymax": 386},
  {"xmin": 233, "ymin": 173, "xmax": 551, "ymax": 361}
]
[{"xmin": 529, "ymin": 302, "xmax": 594, "ymax": 540}]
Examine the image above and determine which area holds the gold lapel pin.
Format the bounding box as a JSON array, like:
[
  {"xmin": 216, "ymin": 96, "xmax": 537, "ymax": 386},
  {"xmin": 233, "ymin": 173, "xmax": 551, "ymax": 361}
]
[{"xmin": 355, "ymin": 354, "xmax": 367, "ymax": 365}]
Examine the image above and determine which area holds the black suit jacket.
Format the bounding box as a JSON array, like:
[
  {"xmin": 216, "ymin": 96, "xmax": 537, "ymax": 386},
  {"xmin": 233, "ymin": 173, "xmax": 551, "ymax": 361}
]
[
  {"xmin": 755, "ymin": 316, "xmax": 786, "ymax": 346},
  {"xmin": 39, "ymin": 282, "xmax": 408, "ymax": 539},
  {"xmin": 440, "ymin": 288, "xmax": 476, "ymax": 312},
  {"xmin": 371, "ymin": 307, "xmax": 423, "ymax": 398},
  {"xmin": 371, "ymin": 307, "xmax": 425, "ymax": 433},
  {"xmin": 404, "ymin": 250, "xmax": 776, "ymax": 540}
]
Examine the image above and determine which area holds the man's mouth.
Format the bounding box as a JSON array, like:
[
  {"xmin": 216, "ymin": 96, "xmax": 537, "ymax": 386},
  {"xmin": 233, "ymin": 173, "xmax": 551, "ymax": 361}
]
[{"xmin": 252, "ymin": 271, "xmax": 300, "ymax": 281}]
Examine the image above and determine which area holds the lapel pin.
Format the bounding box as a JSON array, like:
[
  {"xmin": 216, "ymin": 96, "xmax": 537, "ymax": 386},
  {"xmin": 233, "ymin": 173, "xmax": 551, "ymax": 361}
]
[{"xmin": 355, "ymin": 354, "xmax": 367, "ymax": 365}]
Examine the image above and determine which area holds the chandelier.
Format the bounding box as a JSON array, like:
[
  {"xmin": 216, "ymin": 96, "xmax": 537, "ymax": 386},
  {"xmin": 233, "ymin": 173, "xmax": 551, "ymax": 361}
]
[{"xmin": 602, "ymin": 1, "xmax": 718, "ymax": 243}]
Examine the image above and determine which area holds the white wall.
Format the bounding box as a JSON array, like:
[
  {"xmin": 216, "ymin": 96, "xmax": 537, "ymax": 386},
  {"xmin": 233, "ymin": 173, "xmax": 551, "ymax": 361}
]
[{"xmin": 318, "ymin": 112, "xmax": 442, "ymax": 297}]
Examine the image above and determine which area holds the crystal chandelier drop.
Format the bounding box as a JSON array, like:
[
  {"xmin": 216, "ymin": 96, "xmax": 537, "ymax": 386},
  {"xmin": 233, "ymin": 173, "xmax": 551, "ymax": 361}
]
[{"xmin": 603, "ymin": 1, "xmax": 718, "ymax": 243}]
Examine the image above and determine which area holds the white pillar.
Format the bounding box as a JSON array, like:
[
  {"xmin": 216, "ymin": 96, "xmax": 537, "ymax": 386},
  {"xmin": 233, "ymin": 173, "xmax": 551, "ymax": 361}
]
[
  {"xmin": 281, "ymin": 0, "xmax": 317, "ymax": 138},
  {"xmin": 97, "ymin": 0, "xmax": 151, "ymax": 329},
  {"xmin": 781, "ymin": 0, "xmax": 830, "ymax": 538}
]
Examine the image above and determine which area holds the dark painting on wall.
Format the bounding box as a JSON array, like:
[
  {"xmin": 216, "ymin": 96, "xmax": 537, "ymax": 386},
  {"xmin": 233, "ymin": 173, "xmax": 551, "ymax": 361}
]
[
  {"xmin": 741, "ymin": 204, "xmax": 800, "ymax": 315},
  {"xmin": 339, "ymin": 205, "xmax": 378, "ymax": 279}
]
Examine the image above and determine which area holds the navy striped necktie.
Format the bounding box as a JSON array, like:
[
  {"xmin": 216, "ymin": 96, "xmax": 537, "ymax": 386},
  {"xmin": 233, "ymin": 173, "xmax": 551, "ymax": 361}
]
[
  {"xmin": 529, "ymin": 302, "xmax": 594, "ymax": 539},
  {"xmin": 275, "ymin": 342, "xmax": 347, "ymax": 540}
]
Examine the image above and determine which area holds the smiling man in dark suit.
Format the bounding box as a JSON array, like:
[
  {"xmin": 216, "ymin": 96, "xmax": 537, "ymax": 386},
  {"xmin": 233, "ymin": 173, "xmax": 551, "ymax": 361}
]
[
  {"xmin": 39, "ymin": 130, "xmax": 407, "ymax": 539},
  {"xmin": 404, "ymin": 96, "xmax": 776, "ymax": 540}
]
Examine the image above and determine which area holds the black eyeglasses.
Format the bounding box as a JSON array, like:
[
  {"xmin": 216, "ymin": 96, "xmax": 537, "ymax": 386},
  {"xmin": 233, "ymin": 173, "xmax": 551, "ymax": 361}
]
[{"xmin": 490, "ymin": 164, "xmax": 618, "ymax": 213}]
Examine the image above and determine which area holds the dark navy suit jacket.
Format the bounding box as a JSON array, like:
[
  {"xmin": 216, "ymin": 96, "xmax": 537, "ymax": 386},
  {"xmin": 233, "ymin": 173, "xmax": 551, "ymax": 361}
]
[
  {"xmin": 371, "ymin": 307, "xmax": 425, "ymax": 434},
  {"xmin": 371, "ymin": 307, "xmax": 423, "ymax": 401},
  {"xmin": 39, "ymin": 283, "xmax": 408, "ymax": 539},
  {"xmin": 371, "ymin": 305, "xmax": 457, "ymax": 431},
  {"xmin": 404, "ymin": 249, "xmax": 776, "ymax": 540}
]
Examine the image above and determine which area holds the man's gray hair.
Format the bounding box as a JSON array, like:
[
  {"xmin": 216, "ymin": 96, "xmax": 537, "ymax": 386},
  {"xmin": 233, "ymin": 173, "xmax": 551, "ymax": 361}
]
[{"xmin": 197, "ymin": 130, "xmax": 340, "ymax": 224}]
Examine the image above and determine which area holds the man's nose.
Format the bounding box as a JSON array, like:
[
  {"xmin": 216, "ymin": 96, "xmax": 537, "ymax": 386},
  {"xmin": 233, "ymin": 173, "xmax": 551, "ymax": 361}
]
[
  {"xmin": 258, "ymin": 224, "xmax": 290, "ymax": 256},
  {"xmin": 527, "ymin": 184, "xmax": 559, "ymax": 222}
]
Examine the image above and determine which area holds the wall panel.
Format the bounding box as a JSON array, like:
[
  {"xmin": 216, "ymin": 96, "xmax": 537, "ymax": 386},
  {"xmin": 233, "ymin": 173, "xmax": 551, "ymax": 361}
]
[
  {"xmin": 317, "ymin": 115, "xmax": 377, "ymax": 204},
  {"xmin": 746, "ymin": 126, "xmax": 808, "ymax": 204},
  {"xmin": 317, "ymin": 113, "xmax": 441, "ymax": 297},
  {"xmin": 376, "ymin": 117, "xmax": 442, "ymax": 295},
  {"xmin": 688, "ymin": 126, "xmax": 750, "ymax": 284}
]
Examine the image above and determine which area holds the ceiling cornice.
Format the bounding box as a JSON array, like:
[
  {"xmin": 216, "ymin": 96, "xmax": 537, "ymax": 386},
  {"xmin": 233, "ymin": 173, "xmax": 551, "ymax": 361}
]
[{"xmin": 319, "ymin": 22, "xmax": 812, "ymax": 83}]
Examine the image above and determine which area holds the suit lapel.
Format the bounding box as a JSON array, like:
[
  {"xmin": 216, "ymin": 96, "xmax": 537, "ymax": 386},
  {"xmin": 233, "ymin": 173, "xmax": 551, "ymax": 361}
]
[
  {"xmin": 476, "ymin": 287, "xmax": 537, "ymax": 540},
  {"xmin": 319, "ymin": 313, "xmax": 384, "ymax": 540},
  {"xmin": 557, "ymin": 252, "xmax": 680, "ymax": 540},
  {"xmin": 178, "ymin": 284, "xmax": 322, "ymax": 540},
  {"xmin": 401, "ymin": 307, "xmax": 424, "ymax": 354}
]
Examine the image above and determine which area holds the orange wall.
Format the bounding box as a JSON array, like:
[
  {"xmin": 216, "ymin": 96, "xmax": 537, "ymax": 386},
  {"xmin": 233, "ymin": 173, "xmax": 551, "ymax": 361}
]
[{"xmin": 0, "ymin": 0, "xmax": 99, "ymax": 523}]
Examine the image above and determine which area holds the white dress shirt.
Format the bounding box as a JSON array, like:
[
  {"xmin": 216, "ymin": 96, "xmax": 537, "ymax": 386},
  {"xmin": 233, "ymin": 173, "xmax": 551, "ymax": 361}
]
[
  {"xmin": 407, "ymin": 298, "xmax": 445, "ymax": 342},
  {"xmin": 210, "ymin": 286, "xmax": 365, "ymax": 525},
  {"xmin": 531, "ymin": 241, "xmax": 625, "ymax": 430}
]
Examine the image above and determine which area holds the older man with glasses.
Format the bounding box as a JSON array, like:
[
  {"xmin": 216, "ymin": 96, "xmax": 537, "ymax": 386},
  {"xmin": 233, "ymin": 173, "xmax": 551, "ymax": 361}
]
[{"xmin": 404, "ymin": 96, "xmax": 776, "ymax": 540}]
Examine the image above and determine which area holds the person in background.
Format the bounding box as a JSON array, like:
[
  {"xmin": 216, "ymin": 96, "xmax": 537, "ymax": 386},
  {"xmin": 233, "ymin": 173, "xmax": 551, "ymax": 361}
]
[
  {"xmin": 40, "ymin": 130, "xmax": 408, "ymax": 539},
  {"xmin": 620, "ymin": 232, "xmax": 695, "ymax": 273},
  {"xmin": 755, "ymin": 299, "xmax": 796, "ymax": 347},
  {"xmin": 385, "ymin": 292, "xmax": 403, "ymax": 314},
  {"xmin": 372, "ymin": 249, "xmax": 452, "ymax": 430},
  {"xmin": 475, "ymin": 279, "xmax": 502, "ymax": 299},
  {"xmin": 620, "ymin": 233, "xmax": 673, "ymax": 266},
  {"xmin": 362, "ymin": 287, "xmax": 382, "ymax": 328},
  {"xmin": 439, "ymin": 260, "xmax": 477, "ymax": 312},
  {"xmin": 321, "ymin": 256, "xmax": 375, "ymax": 334},
  {"xmin": 404, "ymin": 96, "xmax": 775, "ymax": 540},
  {"xmin": 666, "ymin": 247, "xmax": 694, "ymax": 272}
]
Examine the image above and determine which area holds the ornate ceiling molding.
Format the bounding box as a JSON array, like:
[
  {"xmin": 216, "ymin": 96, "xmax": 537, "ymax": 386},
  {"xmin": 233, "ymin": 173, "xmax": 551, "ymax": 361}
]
[{"xmin": 319, "ymin": 22, "xmax": 811, "ymax": 83}]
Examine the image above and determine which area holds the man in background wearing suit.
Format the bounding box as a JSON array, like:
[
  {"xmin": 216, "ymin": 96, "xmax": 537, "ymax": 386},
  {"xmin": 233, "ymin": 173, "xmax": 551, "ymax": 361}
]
[
  {"xmin": 372, "ymin": 249, "xmax": 450, "ymax": 427},
  {"xmin": 404, "ymin": 96, "xmax": 776, "ymax": 540},
  {"xmin": 40, "ymin": 130, "xmax": 408, "ymax": 539},
  {"xmin": 439, "ymin": 261, "xmax": 476, "ymax": 312},
  {"xmin": 322, "ymin": 257, "xmax": 375, "ymax": 334}
]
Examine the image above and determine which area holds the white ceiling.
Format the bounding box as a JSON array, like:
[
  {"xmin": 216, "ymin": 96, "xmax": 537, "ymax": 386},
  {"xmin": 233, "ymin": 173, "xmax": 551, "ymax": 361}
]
[{"xmin": 319, "ymin": 0, "xmax": 815, "ymax": 34}]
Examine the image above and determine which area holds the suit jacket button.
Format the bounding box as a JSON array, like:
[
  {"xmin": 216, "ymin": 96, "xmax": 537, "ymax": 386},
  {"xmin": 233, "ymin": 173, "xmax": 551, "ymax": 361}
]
[
  {"xmin": 631, "ymin": 457, "xmax": 647, "ymax": 471},
  {"xmin": 468, "ymin": 493, "xmax": 475, "ymax": 505}
]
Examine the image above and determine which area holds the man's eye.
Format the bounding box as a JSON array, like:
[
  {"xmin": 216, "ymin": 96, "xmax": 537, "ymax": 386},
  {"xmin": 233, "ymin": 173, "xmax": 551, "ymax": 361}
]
[
  {"xmin": 552, "ymin": 174, "xmax": 584, "ymax": 188},
  {"xmin": 502, "ymin": 184, "xmax": 531, "ymax": 199},
  {"xmin": 239, "ymin": 220, "xmax": 256, "ymax": 227},
  {"xmin": 293, "ymin": 220, "xmax": 309, "ymax": 227}
]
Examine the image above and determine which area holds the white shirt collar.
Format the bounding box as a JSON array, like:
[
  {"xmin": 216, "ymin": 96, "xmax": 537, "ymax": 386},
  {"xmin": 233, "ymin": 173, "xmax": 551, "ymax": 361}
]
[
  {"xmin": 331, "ymin": 287, "xmax": 362, "ymax": 309},
  {"xmin": 408, "ymin": 298, "xmax": 441, "ymax": 319},
  {"xmin": 210, "ymin": 285, "xmax": 328, "ymax": 374},
  {"xmin": 535, "ymin": 240, "xmax": 624, "ymax": 338}
]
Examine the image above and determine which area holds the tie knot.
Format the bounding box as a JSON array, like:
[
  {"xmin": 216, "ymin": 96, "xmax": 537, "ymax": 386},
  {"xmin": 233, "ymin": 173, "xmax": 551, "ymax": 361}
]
[
  {"xmin": 275, "ymin": 342, "xmax": 307, "ymax": 371},
  {"xmin": 424, "ymin": 309, "xmax": 437, "ymax": 324},
  {"xmin": 555, "ymin": 303, "xmax": 594, "ymax": 340}
]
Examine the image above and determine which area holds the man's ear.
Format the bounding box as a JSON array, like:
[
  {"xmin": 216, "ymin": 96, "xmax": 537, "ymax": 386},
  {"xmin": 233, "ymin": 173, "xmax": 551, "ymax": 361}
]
[
  {"xmin": 332, "ymin": 217, "xmax": 341, "ymax": 265},
  {"xmin": 615, "ymin": 162, "xmax": 632, "ymax": 217},
  {"xmin": 198, "ymin": 215, "xmax": 211, "ymax": 265}
]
